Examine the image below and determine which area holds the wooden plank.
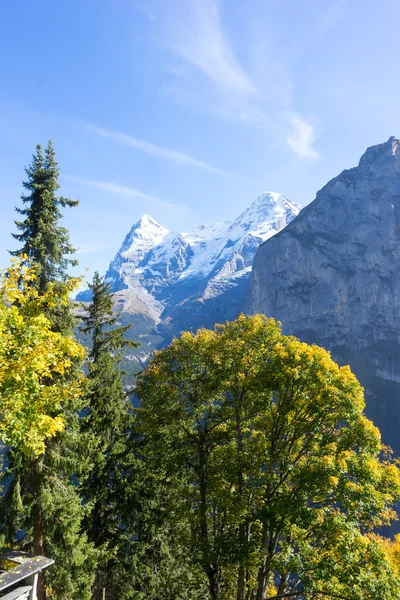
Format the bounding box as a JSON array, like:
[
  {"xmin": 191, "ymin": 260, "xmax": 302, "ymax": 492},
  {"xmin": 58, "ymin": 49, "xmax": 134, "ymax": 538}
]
[
  {"xmin": 0, "ymin": 557, "xmax": 54, "ymax": 592},
  {"xmin": 0, "ymin": 586, "xmax": 32, "ymax": 600}
]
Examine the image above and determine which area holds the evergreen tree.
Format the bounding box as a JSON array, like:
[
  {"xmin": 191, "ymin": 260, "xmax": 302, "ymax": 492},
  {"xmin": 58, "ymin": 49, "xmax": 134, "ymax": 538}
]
[
  {"xmin": 79, "ymin": 272, "xmax": 139, "ymax": 599},
  {"xmin": 11, "ymin": 140, "xmax": 78, "ymax": 332},
  {"xmin": 79, "ymin": 276, "xmax": 214, "ymax": 600},
  {"xmin": 1, "ymin": 143, "xmax": 96, "ymax": 600},
  {"xmin": 11, "ymin": 140, "xmax": 78, "ymax": 293},
  {"xmin": 2, "ymin": 411, "xmax": 98, "ymax": 599}
]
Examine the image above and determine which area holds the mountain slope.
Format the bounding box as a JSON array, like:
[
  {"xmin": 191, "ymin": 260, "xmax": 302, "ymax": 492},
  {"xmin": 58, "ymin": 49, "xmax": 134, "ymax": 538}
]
[
  {"xmin": 77, "ymin": 191, "xmax": 300, "ymax": 371},
  {"xmin": 248, "ymin": 137, "xmax": 400, "ymax": 458}
]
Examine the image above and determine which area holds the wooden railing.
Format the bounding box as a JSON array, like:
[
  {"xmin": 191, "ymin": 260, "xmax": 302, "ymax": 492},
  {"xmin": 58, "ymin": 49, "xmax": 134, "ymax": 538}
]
[{"xmin": 0, "ymin": 551, "xmax": 54, "ymax": 600}]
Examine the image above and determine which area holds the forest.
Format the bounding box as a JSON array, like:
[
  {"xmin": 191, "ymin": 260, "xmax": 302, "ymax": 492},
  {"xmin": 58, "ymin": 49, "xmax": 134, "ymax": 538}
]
[{"xmin": 1, "ymin": 142, "xmax": 400, "ymax": 600}]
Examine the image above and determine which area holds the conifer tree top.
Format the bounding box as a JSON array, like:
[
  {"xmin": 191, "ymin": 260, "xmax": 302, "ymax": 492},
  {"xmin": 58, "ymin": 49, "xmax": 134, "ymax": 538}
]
[
  {"xmin": 80, "ymin": 271, "xmax": 138, "ymax": 361},
  {"xmin": 11, "ymin": 140, "xmax": 79, "ymax": 293}
]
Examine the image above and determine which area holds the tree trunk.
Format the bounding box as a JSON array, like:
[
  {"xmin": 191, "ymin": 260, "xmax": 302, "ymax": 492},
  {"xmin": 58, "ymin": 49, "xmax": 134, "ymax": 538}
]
[
  {"xmin": 277, "ymin": 572, "xmax": 289, "ymax": 597},
  {"xmin": 208, "ymin": 569, "xmax": 221, "ymax": 600},
  {"xmin": 255, "ymin": 546, "xmax": 275, "ymax": 600},
  {"xmin": 255, "ymin": 524, "xmax": 270, "ymax": 600},
  {"xmin": 237, "ymin": 520, "xmax": 248, "ymax": 600},
  {"xmin": 255, "ymin": 561, "xmax": 268, "ymax": 600},
  {"xmin": 236, "ymin": 403, "xmax": 245, "ymax": 600},
  {"xmin": 33, "ymin": 503, "xmax": 46, "ymax": 600},
  {"xmin": 237, "ymin": 564, "xmax": 245, "ymax": 600},
  {"xmin": 198, "ymin": 435, "xmax": 219, "ymax": 599}
]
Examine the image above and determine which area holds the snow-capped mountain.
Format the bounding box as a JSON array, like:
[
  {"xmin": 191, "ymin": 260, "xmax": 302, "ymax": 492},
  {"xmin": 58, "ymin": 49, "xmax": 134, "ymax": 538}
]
[
  {"xmin": 102, "ymin": 192, "xmax": 299, "ymax": 306},
  {"xmin": 105, "ymin": 214, "xmax": 170, "ymax": 289},
  {"xmin": 77, "ymin": 192, "xmax": 300, "ymax": 369}
]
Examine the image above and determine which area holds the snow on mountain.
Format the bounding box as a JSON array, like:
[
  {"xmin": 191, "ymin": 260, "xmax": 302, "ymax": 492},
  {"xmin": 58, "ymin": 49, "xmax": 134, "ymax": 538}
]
[
  {"xmin": 78, "ymin": 192, "xmax": 301, "ymax": 326},
  {"xmin": 207, "ymin": 192, "xmax": 300, "ymax": 285},
  {"xmin": 229, "ymin": 192, "xmax": 300, "ymax": 239},
  {"xmin": 76, "ymin": 191, "xmax": 301, "ymax": 374},
  {"xmin": 106, "ymin": 214, "xmax": 169, "ymax": 278}
]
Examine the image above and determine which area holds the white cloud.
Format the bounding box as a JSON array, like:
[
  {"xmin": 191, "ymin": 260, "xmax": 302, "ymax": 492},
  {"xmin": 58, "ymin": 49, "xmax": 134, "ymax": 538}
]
[
  {"xmin": 171, "ymin": 0, "xmax": 255, "ymax": 95},
  {"xmin": 87, "ymin": 124, "xmax": 219, "ymax": 173},
  {"xmin": 64, "ymin": 175, "xmax": 183, "ymax": 209},
  {"xmin": 159, "ymin": 2, "xmax": 321, "ymax": 157},
  {"xmin": 75, "ymin": 242, "xmax": 110, "ymax": 255},
  {"xmin": 287, "ymin": 116, "xmax": 319, "ymax": 160},
  {"xmin": 86, "ymin": 123, "xmax": 246, "ymax": 179}
]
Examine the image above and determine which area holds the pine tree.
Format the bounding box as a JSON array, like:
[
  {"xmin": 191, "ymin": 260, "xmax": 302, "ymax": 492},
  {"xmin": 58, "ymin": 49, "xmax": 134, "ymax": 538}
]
[
  {"xmin": 11, "ymin": 140, "xmax": 79, "ymax": 333},
  {"xmin": 11, "ymin": 140, "xmax": 78, "ymax": 293},
  {"xmin": 79, "ymin": 272, "xmax": 140, "ymax": 599},
  {"xmin": 1, "ymin": 143, "xmax": 96, "ymax": 600}
]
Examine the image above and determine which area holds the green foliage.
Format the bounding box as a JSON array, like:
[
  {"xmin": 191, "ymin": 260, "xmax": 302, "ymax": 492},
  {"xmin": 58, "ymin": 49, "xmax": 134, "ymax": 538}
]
[
  {"xmin": 4, "ymin": 140, "xmax": 400, "ymax": 599},
  {"xmin": 11, "ymin": 140, "xmax": 78, "ymax": 293},
  {"xmin": 135, "ymin": 314, "xmax": 400, "ymax": 600},
  {"xmin": 79, "ymin": 273, "xmax": 210, "ymax": 599},
  {"xmin": 11, "ymin": 140, "xmax": 79, "ymax": 333},
  {"xmin": 1, "ymin": 142, "xmax": 97, "ymax": 600},
  {"xmin": 79, "ymin": 272, "xmax": 139, "ymax": 599},
  {"xmin": 0, "ymin": 259, "xmax": 97, "ymax": 599},
  {"xmin": 2, "ymin": 440, "xmax": 97, "ymax": 600}
]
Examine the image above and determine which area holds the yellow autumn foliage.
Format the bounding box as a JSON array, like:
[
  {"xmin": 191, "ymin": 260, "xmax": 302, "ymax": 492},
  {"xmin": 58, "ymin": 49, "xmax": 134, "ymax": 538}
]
[{"xmin": 0, "ymin": 257, "xmax": 85, "ymax": 457}]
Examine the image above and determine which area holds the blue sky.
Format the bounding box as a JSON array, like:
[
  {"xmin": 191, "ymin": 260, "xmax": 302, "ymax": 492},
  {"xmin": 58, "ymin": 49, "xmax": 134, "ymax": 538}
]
[{"xmin": 1, "ymin": 0, "xmax": 399, "ymax": 280}]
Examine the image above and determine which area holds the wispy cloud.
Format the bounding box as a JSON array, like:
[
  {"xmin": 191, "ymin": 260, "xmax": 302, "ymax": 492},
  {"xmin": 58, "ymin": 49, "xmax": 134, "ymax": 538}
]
[
  {"xmin": 159, "ymin": 1, "xmax": 319, "ymax": 159},
  {"xmin": 287, "ymin": 116, "xmax": 319, "ymax": 160},
  {"xmin": 317, "ymin": 0, "xmax": 346, "ymax": 36},
  {"xmin": 170, "ymin": 0, "xmax": 255, "ymax": 95},
  {"xmin": 86, "ymin": 123, "xmax": 248, "ymax": 179},
  {"xmin": 64, "ymin": 175, "xmax": 183, "ymax": 209},
  {"xmin": 75, "ymin": 242, "xmax": 110, "ymax": 255},
  {"xmin": 86, "ymin": 123, "xmax": 219, "ymax": 172}
]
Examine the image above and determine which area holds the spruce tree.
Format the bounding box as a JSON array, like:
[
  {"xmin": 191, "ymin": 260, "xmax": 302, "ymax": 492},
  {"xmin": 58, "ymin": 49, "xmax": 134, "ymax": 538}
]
[
  {"xmin": 79, "ymin": 272, "xmax": 139, "ymax": 599},
  {"xmin": 11, "ymin": 140, "xmax": 78, "ymax": 332},
  {"xmin": 11, "ymin": 140, "xmax": 78, "ymax": 292},
  {"xmin": 1, "ymin": 142, "xmax": 96, "ymax": 600}
]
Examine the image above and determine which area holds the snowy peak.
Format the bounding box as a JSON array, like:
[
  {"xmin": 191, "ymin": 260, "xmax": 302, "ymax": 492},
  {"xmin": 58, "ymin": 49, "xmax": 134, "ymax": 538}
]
[
  {"xmin": 175, "ymin": 192, "xmax": 300, "ymax": 283},
  {"xmin": 85, "ymin": 189, "xmax": 301, "ymax": 320},
  {"xmin": 77, "ymin": 189, "xmax": 301, "ymax": 354},
  {"xmin": 109, "ymin": 214, "xmax": 169, "ymax": 272},
  {"xmin": 125, "ymin": 214, "xmax": 169, "ymax": 249},
  {"xmin": 230, "ymin": 192, "xmax": 300, "ymax": 240},
  {"xmin": 142, "ymin": 232, "xmax": 193, "ymax": 279}
]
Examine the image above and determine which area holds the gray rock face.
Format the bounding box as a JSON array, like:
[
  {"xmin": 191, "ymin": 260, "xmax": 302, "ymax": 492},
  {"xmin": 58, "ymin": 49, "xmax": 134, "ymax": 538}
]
[{"xmin": 248, "ymin": 137, "xmax": 400, "ymax": 457}]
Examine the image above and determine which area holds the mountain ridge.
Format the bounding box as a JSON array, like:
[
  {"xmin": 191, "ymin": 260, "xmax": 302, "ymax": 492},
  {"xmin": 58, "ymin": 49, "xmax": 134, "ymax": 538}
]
[{"xmin": 77, "ymin": 191, "xmax": 301, "ymax": 370}]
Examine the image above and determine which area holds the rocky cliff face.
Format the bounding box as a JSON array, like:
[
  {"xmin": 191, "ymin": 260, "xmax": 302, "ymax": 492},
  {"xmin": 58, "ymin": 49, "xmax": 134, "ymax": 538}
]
[
  {"xmin": 77, "ymin": 192, "xmax": 300, "ymax": 372},
  {"xmin": 248, "ymin": 137, "xmax": 400, "ymax": 457}
]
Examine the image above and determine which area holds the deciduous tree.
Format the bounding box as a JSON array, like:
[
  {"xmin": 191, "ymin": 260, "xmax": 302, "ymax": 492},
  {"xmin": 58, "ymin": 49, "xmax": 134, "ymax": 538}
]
[
  {"xmin": 0, "ymin": 258, "xmax": 97, "ymax": 599},
  {"xmin": 0, "ymin": 258, "xmax": 83, "ymax": 456},
  {"xmin": 135, "ymin": 314, "xmax": 400, "ymax": 600}
]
